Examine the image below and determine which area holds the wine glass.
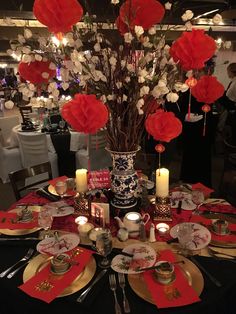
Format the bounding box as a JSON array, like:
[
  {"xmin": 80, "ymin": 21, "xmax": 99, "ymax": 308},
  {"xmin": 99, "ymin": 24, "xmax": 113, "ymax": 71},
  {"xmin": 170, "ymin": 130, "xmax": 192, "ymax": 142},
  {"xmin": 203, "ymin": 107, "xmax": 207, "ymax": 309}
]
[
  {"xmin": 55, "ymin": 181, "xmax": 67, "ymax": 199},
  {"xmin": 95, "ymin": 231, "xmax": 112, "ymax": 268},
  {"xmin": 38, "ymin": 208, "xmax": 53, "ymax": 239},
  {"xmin": 59, "ymin": 119, "xmax": 66, "ymax": 132},
  {"xmin": 192, "ymin": 189, "xmax": 205, "ymax": 215}
]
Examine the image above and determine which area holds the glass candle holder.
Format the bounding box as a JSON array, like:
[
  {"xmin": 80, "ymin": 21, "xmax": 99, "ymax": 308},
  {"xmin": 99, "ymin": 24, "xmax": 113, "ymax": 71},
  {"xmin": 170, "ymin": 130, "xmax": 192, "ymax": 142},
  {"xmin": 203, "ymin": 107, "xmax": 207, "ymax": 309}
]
[
  {"xmin": 156, "ymin": 223, "xmax": 170, "ymax": 236},
  {"xmin": 75, "ymin": 216, "xmax": 88, "ymax": 226}
]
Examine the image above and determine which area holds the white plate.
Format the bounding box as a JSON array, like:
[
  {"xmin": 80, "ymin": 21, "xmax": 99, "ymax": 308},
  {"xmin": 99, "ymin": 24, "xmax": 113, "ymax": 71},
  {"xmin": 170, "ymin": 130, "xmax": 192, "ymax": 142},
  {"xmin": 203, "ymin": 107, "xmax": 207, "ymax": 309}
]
[
  {"xmin": 170, "ymin": 191, "xmax": 197, "ymax": 211},
  {"xmin": 37, "ymin": 233, "xmax": 80, "ymax": 255},
  {"xmin": 43, "ymin": 201, "xmax": 75, "ymax": 217},
  {"xmin": 111, "ymin": 243, "xmax": 156, "ymax": 274},
  {"xmin": 170, "ymin": 222, "xmax": 211, "ymax": 250}
]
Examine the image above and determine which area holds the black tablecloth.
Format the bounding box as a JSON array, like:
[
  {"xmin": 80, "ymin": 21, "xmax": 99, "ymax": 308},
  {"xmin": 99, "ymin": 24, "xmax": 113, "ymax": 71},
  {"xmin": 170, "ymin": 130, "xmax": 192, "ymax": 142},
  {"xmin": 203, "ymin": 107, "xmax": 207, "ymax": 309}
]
[
  {"xmin": 1, "ymin": 240, "xmax": 236, "ymax": 314},
  {"xmin": 50, "ymin": 132, "xmax": 76, "ymax": 177}
]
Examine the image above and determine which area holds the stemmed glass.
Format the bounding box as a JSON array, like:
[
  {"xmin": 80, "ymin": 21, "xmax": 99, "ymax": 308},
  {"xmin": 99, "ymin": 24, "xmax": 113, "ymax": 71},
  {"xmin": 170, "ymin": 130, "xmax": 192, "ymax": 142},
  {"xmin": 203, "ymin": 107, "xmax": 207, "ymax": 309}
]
[
  {"xmin": 38, "ymin": 208, "xmax": 53, "ymax": 238},
  {"xmin": 176, "ymin": 223, "xmax": 194, "ymax": 256},
  {"xmin": 95, "ymin": 231, "xmax": 113, "ymax": 268},
  {"xmin": 55, "ymin": 181, "xmax": 67, "ymax": 199},
  {"xmin": 192, "ymin": 189, "xmax": 205, "ymax": 215}
]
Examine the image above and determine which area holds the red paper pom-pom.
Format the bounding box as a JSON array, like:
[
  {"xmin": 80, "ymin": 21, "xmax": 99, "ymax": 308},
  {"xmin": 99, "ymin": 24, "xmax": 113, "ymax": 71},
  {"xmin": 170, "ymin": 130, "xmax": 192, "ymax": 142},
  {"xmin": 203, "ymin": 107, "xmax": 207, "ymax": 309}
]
[
  {"xmin": 155, "ymin": 144, "xmax": 165, "ymax": 153},
  {"xmin": 145, "ymin": 110, "xmax": 182, "ymax": 142},
  {"xmin": 119, "ymin": 0, "xmax": 165, "ymax": 32},
  {"xmin": 61, "ymin": 94, "xmax": 109, "ymax": 134},
  {"xmin": 33, "ymin": 0, "xmax": 83, "ymax": 34},
  {"xmin": 18, "ymin": 60, "xmax": 56, "ymax": 84},
  {"xmin": 191, "ymin": 75, "xmax": 225, "ymax": 104},
  {"xmin": 202, "ymin": 104, "xmax": 211, "ymax": 113},
  {"xmin": 170, "ymin": 29, "xmax": 216, "ymax": 71},
  {"xmin": 116, "ymin": 16, "xmax": 129, "ymax": 35}
]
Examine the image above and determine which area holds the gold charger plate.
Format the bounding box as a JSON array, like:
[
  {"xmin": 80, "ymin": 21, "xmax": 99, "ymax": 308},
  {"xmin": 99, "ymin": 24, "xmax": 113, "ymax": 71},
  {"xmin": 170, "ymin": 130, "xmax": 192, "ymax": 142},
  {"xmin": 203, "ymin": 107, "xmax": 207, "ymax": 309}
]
[
  {"xmin": 128, "ymin": 254, "xmax": 204, "ymax": 305},
  {"xmin": 210, "ymin": 239, "xmax": 236, "ymax": 248},
  {"xmin": 23, "ymin": 253, "xmax": 96, "ymax": 297},
  {"xmin": 48, "ymin": 185, "xmax": 76, "ymax": 197},
  {"xmin": 0, "ymin": 206, "xmax": 41, "ymax": 236}
]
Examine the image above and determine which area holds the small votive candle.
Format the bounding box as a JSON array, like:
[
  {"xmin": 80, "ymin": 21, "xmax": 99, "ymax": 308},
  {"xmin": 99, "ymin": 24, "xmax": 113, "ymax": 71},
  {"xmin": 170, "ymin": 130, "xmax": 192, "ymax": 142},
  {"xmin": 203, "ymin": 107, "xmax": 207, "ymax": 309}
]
[
  {"xmin": 75, "ymin": 216, "xmax": 88, "ymax": 226},
  {"xmin": 156, "ymin": 223, "xmax": 170, "ymax": 236}
]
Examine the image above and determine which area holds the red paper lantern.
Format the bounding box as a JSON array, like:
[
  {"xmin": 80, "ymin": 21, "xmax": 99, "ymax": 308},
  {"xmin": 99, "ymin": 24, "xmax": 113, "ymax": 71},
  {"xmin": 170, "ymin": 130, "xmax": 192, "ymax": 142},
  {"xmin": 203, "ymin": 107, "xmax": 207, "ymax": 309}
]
[
  {"xmin": 119, "ymin": 0, "xmax": 165, "ymax": 32},
  {"xmin": 170, "ymin": 29, "xmax": 216, "ymax": 71},
  {"xmin": 145, "ymin": 110, "xmax": 182, "ymax": 142},
  {"xmin": 18, "ymin": 60, "xmax": 56, "ymax": 84},
  {"xmin": 61, "ymin": 93, "xmax": 109, "ymax": 134},
  {"xmin": 33, "ymin": 0, "xmax": 83, "ymax": 34},
  {"xmin": 191, "ymin": 75, "xmax": 225, "ymax": 104}
]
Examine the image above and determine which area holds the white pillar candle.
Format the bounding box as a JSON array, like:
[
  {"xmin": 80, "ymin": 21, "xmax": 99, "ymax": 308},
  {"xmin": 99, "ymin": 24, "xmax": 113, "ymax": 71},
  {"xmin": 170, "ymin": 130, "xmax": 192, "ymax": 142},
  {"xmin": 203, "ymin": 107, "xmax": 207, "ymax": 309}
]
[
  {"xmin": 156, "ymin": 168, "xmax": 169, "ymax": 197},
  {"xmin": 76, "ymin": 169, "xmax": 88, "ymax": 193}
]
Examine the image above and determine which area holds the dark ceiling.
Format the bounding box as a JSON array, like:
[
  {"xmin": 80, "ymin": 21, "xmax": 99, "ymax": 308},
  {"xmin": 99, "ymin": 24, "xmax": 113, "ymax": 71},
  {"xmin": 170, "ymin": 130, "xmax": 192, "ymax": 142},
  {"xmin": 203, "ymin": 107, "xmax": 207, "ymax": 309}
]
[{"xmin": 0, "ymin": 0, "xmax": 235, "ymax": 63}]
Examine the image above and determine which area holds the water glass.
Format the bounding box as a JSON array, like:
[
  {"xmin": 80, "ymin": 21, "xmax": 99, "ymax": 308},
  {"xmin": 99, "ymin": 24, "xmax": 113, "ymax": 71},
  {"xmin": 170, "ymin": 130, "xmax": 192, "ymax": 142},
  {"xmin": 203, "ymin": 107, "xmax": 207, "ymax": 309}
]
[
  {"xmin": 55, "ymin": 181, "xmax": 67, "ymax": 199},
  {"xmin": 95, "ymin": 231, "xmax": 112, "ymax": 268},
  {"xmin": 192, "ymin": 189, "xmax": 205, "ymax": 215},
  {"xmin": 38, "ymin": 208, "xmax": 53, "ymax": 238},
  {"xmin": 176, "ymin": 223, "xmax": 194, "ymax": 256}
]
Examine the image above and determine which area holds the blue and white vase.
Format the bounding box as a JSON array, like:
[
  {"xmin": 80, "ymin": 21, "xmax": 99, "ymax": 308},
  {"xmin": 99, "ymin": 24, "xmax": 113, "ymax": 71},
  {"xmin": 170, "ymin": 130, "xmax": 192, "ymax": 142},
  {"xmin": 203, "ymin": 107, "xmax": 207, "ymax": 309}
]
[{"xmin": 107, "ymin": 147, "xmax": 140, "ymax": 210}]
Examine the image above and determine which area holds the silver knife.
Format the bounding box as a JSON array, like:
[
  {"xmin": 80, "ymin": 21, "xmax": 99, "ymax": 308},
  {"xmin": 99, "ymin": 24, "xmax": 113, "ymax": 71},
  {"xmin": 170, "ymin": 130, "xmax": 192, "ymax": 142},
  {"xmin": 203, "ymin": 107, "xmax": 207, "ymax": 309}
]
[{"xmin": 76, "ymin": 269, "xmax": 108, "ymax": 302}]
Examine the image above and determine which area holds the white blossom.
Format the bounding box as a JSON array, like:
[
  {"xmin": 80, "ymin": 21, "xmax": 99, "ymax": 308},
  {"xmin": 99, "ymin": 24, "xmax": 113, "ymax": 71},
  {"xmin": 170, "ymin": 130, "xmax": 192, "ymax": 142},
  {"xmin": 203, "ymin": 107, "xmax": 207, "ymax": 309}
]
[
  {"xmin": 18, "ymin": 34, "xmax": 26, "ymax": 44},
  {"xmin": 49, "ymin": 62, "xmax": 57, "ymax": 70},
  {"xmin": 109, "ymin": 56, "xmax": 117, "ymax": 66},
  {"xmin": 38, "ymin": 37, "xmax": 47, "ymax": 46},
  {"xmin": 165, "ymin": 2, "xmax": 172, "ymax": 10},
  {"xmin": 107, "ymin": 94, "xmax": 115, "ymax": 101},
  {"xmin": 223, "ymin": 41, "xmax": 232, "ymax": 49},
  {"xmin": 127, "ymin": 64, "xmax": 135, "ymax": 72},
  {"xmin": 125, "ymin": 76, "xmax": 131, "ymax": 83},
  {"xmin": 135, "ymin": 26, "xmax": 144, "ymax": 37},
  {"xmin": 124, "ymin": 33, "xmax": 133, "ymax": 44},
  {"xmin": 181, "ymin": 10, "xmax": 194, "ymax": 22},
  {"xmin": 140, "ymin": 86, "xmax": 150, "ymax": 97},
  {"xmin": 122, "ymin": 94, "xmax": 128, "ymax": 102},
  {"xmin": 42, "ymin": 72, "xmax": 49, "ymax": 79},
  {"xmin": 111, "ymin": 0, "xmax": 119, "ymax": 4},
  {"xmin": 100, "ymin": 95, "xmax": 107, "ymax": 103},
  {"xmin": 186, "ymin": 70, "xmax": 193, "ymax": 78},
  {"xmin": 61, "ymin": 82, "xmax": 69, "ymax": 90},
  {"xmin": 22, "ymin": 54, "xmax": 32, "ymax": 63},
  {"xmin": 212, "ymin": 14, "xmax": 223, "ymax": 25},
  {"xmin": 174, "ymin": 82, "xmax": 189, "ymax": 93},
  {"xmin": 136, "ymin": 98, "xmax": 144, "ymax": 115},
  {"xmin": 166, "ymin": 92, "xmax": 179, "ymax": 103},
  {"xmin": 74, "ymin": 38, "xmax": 83, "ymax": 49},
  {"xmin": 35, "ymin": 54, "xmax": 43, "ymax": 61},
  {"xmin": 185, "ymin": 21, "xmax": 192, "ymax": 31},
  {"xmin": 22, "ymin": 46, "xmax": 31, "ymax": 54},
  {"xmin": 28, "ymin": 83, "xmax": 36, "ymax": 91},
  {"xmin": 148, "ymin": 27, "xmax": 156, "ymax": 35},
  {"xmin": 24, "ymin": 28, "xmax": 32, "ymax": 39},
  {"xmin": 94, "ymin": 43, "xmax": 101, "ymax": 52},
  {"xmin": 116, "ymin": 82, "xmax": 122, "ymax": 89}
]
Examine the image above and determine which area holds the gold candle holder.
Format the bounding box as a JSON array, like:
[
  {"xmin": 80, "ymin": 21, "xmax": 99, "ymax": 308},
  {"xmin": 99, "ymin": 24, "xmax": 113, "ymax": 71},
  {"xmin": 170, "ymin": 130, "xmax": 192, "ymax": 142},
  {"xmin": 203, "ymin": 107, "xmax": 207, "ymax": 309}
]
[
  {"xmin": 154, "ymin": 196, "xmax": 172, "ymax": 221},
  {"xmin": 74, "ymin": 192, "xmax": 90, "ymax": 216}
]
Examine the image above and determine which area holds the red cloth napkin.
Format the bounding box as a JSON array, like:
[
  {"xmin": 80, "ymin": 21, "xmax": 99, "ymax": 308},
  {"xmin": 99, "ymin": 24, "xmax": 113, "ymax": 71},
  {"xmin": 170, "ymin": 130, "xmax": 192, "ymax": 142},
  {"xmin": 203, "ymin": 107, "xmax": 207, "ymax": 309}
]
[
  {"xmin": 190, "ymin": 215, "xmax": 236, "ymax": 243},
  {"xmin": 0, "ymin": 211, "xmax": 38, "ymax": 229},
  {"xmin": 48, "ymin": 176, "xmax": 68, "ymax": 186},
  {"xmin": 19, "ymin": 247, "xmax": 93, "ymax": 303},
  {"xmin": 198, "ymin": 203, "xmax": 236, "ymax": 214},
  {"xmin": 191, "ymin": 183, "xmax": 214, "ymax": 197},
  {"xmin": 143, "ymin": 250, "xmax": 200, "ymax": 308}
]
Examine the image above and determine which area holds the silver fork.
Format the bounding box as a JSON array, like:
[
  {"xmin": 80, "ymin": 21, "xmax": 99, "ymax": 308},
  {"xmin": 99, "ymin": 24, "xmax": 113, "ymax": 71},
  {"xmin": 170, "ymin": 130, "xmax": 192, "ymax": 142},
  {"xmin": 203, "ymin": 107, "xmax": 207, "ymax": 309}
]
[
  {"xmin": 118, "ymin": 273, "xmax": 130, "ymax": 313},
  {"xmin": 109, "ymin": 274, "xmax": 122, "ymax": 314},
  {"xmin": 7, "ymin": 252, "xmax": 38, "ymax": 279},
  {"xmin": 0, "ymin": 248, "xmax": 34, "ymax": 278}
]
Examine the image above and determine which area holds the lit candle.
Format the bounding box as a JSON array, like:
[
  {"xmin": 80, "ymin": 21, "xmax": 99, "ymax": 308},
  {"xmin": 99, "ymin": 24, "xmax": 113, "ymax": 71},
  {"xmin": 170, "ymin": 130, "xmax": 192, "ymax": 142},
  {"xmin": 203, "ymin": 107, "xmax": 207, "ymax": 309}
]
[
  {"xmin": 76, "ymin": 169, "xmax": 88, "ymax": 193},
  {"xmin": 75, "ymin": 216, "xmax": 88, "ymax": 225},
  {"xmin": 156, "ymin": 168, "xmax": 169, "ymax": 197},
  {"xmin": 156, "ymin": 223, "xmax": 170, "ymax": 235}
]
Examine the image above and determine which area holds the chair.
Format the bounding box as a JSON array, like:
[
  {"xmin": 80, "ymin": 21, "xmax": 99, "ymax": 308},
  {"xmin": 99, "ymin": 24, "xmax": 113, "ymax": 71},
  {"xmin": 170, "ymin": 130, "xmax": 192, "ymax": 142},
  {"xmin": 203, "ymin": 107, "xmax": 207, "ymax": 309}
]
[
  {"xmin": 0, "ymin": 141, "xmax": 22, "ymax": 183},
  {"xmin": 9, "ymin": 162, "xmax": 53, "ymax": 200},
  {"xmin": 0, "ymin": 115, "xmax": 20, "ymax": 146},
  {"xmin": 17, "ymin": 132, "xmax": 59, "ymax": 178},
  {"xmin": 75, "ymin": 129, "xmax": 112, "ymax": 171},
  {"xmin": 19, "ymin": 106, "xmax": 32, "ymax": 123}
]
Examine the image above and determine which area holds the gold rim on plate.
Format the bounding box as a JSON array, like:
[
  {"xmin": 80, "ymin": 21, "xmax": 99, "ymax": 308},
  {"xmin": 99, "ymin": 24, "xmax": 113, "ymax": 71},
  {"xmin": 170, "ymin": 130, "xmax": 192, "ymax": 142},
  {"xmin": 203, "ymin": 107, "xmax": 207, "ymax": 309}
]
[
  {"xmin": 23, "ymin": 253, "xmax": 96, "ymax": 297},
  {"xmin": 128, "ymin": 254, "xmax": 204, "ymax": 305},
  {"xmin": 0, "ymin": 206, "xmax": 42, "ymax": 236},
  {"xmin": 210, "ymin": 240, "xmax": 236, "ymax": 248}
]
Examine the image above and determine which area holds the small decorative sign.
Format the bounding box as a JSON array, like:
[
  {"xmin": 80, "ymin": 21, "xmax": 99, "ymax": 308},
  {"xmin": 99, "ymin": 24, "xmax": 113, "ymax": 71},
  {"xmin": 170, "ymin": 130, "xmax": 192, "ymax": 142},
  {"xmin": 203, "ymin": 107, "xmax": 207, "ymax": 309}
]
[{"xmin": 88, "ymin": 170, "xmax": 111, "ymax": 190}]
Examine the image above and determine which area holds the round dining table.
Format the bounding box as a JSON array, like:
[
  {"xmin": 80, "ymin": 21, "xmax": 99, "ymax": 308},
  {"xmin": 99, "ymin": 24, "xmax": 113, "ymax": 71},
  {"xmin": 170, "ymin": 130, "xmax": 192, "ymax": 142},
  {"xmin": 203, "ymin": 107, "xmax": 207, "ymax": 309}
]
[{"xmin": 0, "ymin": 191, "xmax": 236, "ymax": 314}]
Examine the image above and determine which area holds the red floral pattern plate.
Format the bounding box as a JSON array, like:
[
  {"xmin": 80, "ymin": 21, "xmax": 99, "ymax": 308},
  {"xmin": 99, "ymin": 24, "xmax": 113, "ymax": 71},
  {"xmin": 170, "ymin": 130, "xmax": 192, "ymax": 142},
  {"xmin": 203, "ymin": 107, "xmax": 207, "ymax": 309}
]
[{"xmin": 111, "ymin": 243, "xmax": 156, "ymax": 274}]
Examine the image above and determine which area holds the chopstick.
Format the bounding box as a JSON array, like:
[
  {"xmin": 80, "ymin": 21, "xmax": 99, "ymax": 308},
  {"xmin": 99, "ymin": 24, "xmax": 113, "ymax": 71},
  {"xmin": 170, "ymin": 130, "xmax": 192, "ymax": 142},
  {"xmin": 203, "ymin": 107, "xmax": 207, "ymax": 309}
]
[{"xmin": 189, "ymin": 256, "xmax": 222, "ymax": 287}]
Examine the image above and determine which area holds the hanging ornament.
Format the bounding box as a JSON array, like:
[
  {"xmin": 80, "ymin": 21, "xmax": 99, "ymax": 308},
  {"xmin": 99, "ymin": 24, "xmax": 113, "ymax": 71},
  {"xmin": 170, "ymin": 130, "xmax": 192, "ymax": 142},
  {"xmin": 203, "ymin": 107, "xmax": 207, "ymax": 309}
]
[
  {"xmin": 191, "ymin": 75, "xmax": 224, "ymax": 136},
  {"xmin": 18, "ymin": 60, "xmax": 56, "ymax": 84},
  {"xmin": 185, "ymin": 76, "xmax": 198, "ymax": 121},
  {"xmin": 33, "ymin": 0, "xmax": 83, "ymax": 34},
  {"xmin": 202, "ymin": 104, "xmax": 211, "ymax": 136},
  {"xmin": 155, "ymin": 143, "xmax": 165, "ymax": 170},
  {"xmin": 170, "ymin": 29, "xmax": 216, "ymax": 71},
  {"xmin": 61, "ymin": 93, "xmax": 109, "ymax": 134}
]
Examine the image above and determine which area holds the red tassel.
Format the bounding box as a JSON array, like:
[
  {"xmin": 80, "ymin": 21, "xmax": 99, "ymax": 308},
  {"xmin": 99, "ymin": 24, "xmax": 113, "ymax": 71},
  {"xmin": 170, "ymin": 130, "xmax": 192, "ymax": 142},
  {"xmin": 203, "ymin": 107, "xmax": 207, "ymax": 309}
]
[
  {"xmin": 203, "ymin": 112, "xmax": 207, "ymax": 136},
  {"xmin": 187, "ymin": 89, "xmax": 191, "ymax": 121}
]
